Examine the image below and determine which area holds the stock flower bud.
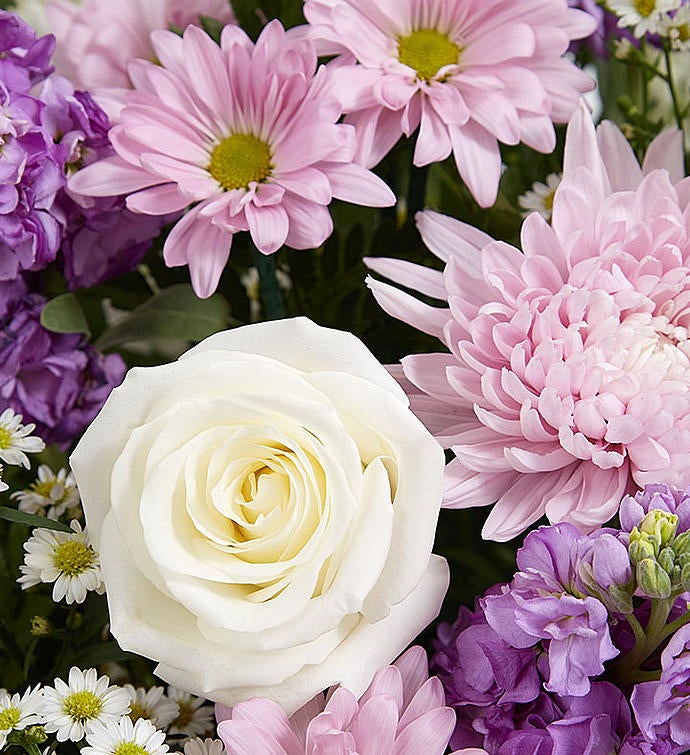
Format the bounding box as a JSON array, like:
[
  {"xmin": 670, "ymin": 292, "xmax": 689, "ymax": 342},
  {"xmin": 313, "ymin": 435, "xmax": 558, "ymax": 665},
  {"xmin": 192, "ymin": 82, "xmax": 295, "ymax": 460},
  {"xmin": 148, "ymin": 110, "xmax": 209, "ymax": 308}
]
[
  {"xmin": 636, "ymin": 558, "xmax": 673, "ymax": 599},
  {"xmin": 629, "ymin": 530, "xmax": 658, "ymax": 563},
  {"xmin": 658, "ymin": 547, "xmax": 676, "ymax": 575},
  {"xmin": 639, "ymin": 510, "xmax": 679, "ymax": 549}
]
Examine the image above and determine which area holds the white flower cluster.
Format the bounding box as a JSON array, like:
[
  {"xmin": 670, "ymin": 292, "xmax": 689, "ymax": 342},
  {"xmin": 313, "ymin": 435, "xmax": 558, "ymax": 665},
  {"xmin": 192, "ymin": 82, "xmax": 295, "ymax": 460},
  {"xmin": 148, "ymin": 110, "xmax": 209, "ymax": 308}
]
[
  {"xmin": 0, "ymin": 668, "xmax": 221, "ymax": 754},
  {"xmin": 0, "ymin": 409, "xmax": 45, "ymax": 493},
  {"xmin": 608, "ymin": 0, "xmax": 690, "ymax": 44}
]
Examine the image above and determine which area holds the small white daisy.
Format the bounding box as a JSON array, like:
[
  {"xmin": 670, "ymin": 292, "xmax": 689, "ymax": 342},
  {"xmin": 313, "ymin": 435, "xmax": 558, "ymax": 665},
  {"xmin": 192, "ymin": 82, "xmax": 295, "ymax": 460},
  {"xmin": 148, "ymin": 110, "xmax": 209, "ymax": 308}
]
[
  {"xmin": 166, "ymin": 688, "xmax": 214, "ymax": 740},
  {"xmin": 0, "ymin": 408, "xmax": 45, "ymax": 469},
  {"xmin": 11, "ymin": 464, "xmax": 80, "ymax": 519},
  {"xmin": 18, "ymin": 520, "xmax": 105, "ymax": 604},
  {"xmin": 183, "ymin": 738, "xmax": 226, "ymax": 755},
  {"xmin": 659, "ymin": 6, "xmax": 690, "ymax": 49},
  {"xmin": 83, "ymin": 716, "xmax": 169, "ymax": 755},
  {"xmin": 125, "ymin": 685, "xmax": 179, "ymax": 730},
  {"xmin": 517, "ymin": 172, "xmax": 562, "ymax": 221},
  {"xmin": 40, "ymin": 667, "xmax": 130, "ymax": 742},
  {"xmin": 608, "ymin": 0, "xmax": 681, "ymax": 37},
  {"xmin": 0, "ymin": 687, "xmax": 43, "ymax": 749}
]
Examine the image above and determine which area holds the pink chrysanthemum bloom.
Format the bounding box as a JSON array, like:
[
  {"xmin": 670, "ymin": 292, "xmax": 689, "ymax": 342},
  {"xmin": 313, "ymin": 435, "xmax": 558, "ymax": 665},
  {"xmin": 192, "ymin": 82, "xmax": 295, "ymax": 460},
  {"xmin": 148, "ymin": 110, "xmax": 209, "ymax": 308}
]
[
  {"xmin": 367, "ymin": 102, "xmax": 690, "ymax": 541},
  {"xmin": 304, "ymin": 0, "xmax": 597, "ymax": 207},
  {"xmin": 69, "ymin": 21, "xmax": 395, "ymax": 298},
  {"xmin": 46, "ymin": 0, "xmax": 236, "ymax": 93},
  {"xmin": 216, "ymin": 646, "xmax": 457, "ymax": 755}
]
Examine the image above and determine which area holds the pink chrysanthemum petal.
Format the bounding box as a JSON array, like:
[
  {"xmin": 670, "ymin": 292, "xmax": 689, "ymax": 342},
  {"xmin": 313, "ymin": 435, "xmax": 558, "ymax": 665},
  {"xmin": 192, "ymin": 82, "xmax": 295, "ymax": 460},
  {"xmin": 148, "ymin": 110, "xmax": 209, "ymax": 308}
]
[{"xmin": 368, "ymin": 103, "xmax": 690, "ymax": 540}]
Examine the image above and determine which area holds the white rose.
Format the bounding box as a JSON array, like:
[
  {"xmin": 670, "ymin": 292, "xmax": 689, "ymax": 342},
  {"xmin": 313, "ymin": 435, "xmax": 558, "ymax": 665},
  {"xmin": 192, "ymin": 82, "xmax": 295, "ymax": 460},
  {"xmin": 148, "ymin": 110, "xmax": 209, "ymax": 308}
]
[{"xmin": 70, "ymin": 317, "xmax": 448, "ymax": 713}]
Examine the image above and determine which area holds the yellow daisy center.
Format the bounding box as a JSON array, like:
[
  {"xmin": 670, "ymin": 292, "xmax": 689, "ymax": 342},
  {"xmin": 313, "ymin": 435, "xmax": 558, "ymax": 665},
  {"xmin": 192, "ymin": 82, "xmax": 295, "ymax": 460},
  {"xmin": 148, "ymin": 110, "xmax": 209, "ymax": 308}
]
[
  {"xmin": 635, "ymin": 0, "xmax": 656, "ymax": 16},
  {"xmin": 676, "ymin": 23, "xmax": 690, "ymax": 42},
  {"xmin": 114, "ymin": 743, "xmax": 148, "ymax": 755},
  {"xmin": 53, "ymin": 540, "xmax": 94, "ymax": 577},
  {"xmin": 62, "ymin": 690, "xmax": 103, "ymax": 723},
  {"xmin": 398, "ymin": 29, "xmax": 460, "ymax": 81},
  {"xmin": 0, "ymin": 426, "xmax": 13, "ymax": 450},
  {"xmin": 128, "ymin": 702, "xmax": 148, "ymax": 723},
  {"xmin": 208, "ymin": 134, "xmax": 272, "ymax": 191},
  {"xmin": 171, "ymin": 701, "xmax": 193, "ymax": 729},
  {"xmin": 0, "ymin": 706, "xmax": 20, "ymax": 730}
]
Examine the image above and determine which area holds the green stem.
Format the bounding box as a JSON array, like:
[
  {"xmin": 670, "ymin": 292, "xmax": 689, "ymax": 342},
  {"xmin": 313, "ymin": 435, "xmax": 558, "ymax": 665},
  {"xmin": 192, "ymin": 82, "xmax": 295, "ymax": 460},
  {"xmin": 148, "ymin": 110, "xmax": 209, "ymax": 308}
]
[
  {"xmin": 663, "ymin": 44, "xmax": 685, "ymax": 133},
  {"xmin": 251, "ymin": 244, "xmax": 286, "ymax": 320},
  {"xmin": 659, "ymin": 606, "xmax": 690, "ymax": 643},
  {"xmin": 609, "ymin": 598, "xmax": 673, "ymax": 685}
]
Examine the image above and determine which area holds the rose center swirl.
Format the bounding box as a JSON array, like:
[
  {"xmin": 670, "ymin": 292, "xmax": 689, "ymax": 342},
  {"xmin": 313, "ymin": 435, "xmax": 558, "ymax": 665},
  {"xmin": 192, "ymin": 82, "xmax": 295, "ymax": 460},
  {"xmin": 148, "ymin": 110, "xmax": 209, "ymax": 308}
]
[
  {"xmin": 208, "ymin": 133, "xmax": 272, "ymax": 191},
  {"xmin": 397, "ymin": 28, "xmax": 460, "ymax": 81}
]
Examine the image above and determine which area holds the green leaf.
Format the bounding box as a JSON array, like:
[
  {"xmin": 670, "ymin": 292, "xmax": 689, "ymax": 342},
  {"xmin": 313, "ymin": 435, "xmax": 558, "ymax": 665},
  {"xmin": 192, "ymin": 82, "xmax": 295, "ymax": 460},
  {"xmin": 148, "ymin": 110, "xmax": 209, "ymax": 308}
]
[
  {"xmin": 0, "ymin": 507, "xmax": 73, "ymax": 533},
  {"xmin": 95, "ymin": 284, "xmax": 230, "ymax": 351},
  {"xmin": 40, "ymin": 293, "xmax": 90, "ymax": 336},
  {"xmin": 71, "ymin": 641, "xmax": 136, "ymax": 667}
]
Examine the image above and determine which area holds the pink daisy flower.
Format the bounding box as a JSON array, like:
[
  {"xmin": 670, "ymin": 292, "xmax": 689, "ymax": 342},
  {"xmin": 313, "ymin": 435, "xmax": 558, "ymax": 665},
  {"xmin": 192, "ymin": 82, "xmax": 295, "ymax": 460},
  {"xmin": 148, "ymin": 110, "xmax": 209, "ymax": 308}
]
[
  {"xmin": 367, "ymin": 102, "xmax": 690, "ymax": 541},
  {"xmin": 69, "ymin": 21, "xmax": 395, "ymax": 298},
  {"xmin": 217, "ymin": 646, "xmax": 457, "ymax": 755},
  {"xmin": 46, "ymin": 0, "xmax": 236, "ymax": 93},
  {"xmin": 304, "ymin": 0, "xmax": 597, "ymax": 208}
]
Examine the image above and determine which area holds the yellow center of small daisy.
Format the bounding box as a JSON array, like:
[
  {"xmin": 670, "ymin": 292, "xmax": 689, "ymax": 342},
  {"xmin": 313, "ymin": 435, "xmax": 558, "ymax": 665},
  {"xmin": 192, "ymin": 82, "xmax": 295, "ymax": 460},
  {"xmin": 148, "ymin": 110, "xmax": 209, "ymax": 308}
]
[
  {"xmin": 53, "ymin": 540, "xmax": 94, "ymax": 577},
  {"xmin": 0, "ymin": 706, "xmax": 20, "ymax": 730},
  {"xmin": 635, "ymin": 0, "xmax": 656, "ymax": 16},
  {"xmin": 62, "ymin": 690, "xmax": 103, "ymax": 723},
  {"xmin": 676, "ymin": 23, "xmax": 690, "ymax": 41},
  {"xmin": 114, "ymin": 743, "xmax": 148, "ymax": 755},
  {"xmin": 543, "ymin": 190, "xmax": 556, "ymax": 212},
  {"xmin": 0, "ymin": 426, "xmax": 13, "ymax": 449},
  {"xmin": 398, "ymin": 29, "xmax": 460, "ymax": 81},
  {"xmin": 171, "ymin": 701, "xmax": 192, "ymax": 729},
  {"xmin": 208, "ymin": 134, "xmax": 272, "ymax": 191},
  {"xmin": 128, "ymin": 702, "xmax": 147, "ymax": 723}
]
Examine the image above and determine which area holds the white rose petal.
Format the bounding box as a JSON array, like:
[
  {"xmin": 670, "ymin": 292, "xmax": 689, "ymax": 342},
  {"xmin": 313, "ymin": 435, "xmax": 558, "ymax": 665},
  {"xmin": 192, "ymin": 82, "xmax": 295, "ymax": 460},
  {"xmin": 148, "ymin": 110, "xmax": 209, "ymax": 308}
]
[{"xmin": 71, "ymin": 317, "xmax": 448, "ymax": 713}]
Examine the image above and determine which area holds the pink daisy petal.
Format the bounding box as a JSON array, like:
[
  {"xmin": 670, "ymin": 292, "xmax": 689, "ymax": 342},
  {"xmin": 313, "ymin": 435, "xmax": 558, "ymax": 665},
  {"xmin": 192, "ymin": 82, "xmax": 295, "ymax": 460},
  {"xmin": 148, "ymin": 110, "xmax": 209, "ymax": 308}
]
[
  {"xmin": 305, "ymin": 0, "xmax": 596, "ymax": 205},
  {"xmin": 71, "ymin": 20, "xmax": 394, "ymax": 297}
]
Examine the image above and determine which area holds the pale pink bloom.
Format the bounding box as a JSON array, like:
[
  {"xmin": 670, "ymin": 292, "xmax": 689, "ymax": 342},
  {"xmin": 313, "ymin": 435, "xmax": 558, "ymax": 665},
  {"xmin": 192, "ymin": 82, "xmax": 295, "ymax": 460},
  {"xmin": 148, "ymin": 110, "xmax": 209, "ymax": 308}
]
[
  {"xmin": 46, "ymin": 0, "xmax": 236, "ymax": 94},
  {"xmin": 367, "ymin": 102, "xmax": 690, "ymax": 541},
  {"xmin": 69, "ymin": 21, "xmax": 394, "ymax": 298},
  {"xmin": 216, "ymin": 646, "xmax": 456, "ymax": 755},
  {"xmin": 304, "ymin": 0, "xmax": 597, "ymax": 207}
]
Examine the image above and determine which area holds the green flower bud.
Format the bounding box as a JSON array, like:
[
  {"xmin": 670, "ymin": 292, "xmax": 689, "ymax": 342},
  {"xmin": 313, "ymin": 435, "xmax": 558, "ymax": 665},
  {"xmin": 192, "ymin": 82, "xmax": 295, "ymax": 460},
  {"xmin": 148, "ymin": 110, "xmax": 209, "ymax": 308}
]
[
  {"xmin": 682, "ymin": 562, "xmax": 690, "ymax": 592},
  {"xmin": 629, "ymin": 529, "xmax": 658, "ymax": 563},
  {"xmin": 23, "ymin": 726, "xmax": 47, "ymax": 745},
  {"xmin": 673, "ymin": 531, "xmax": 690, "ymax": 557},
  {"xmin": 30, "ymin": 615, "xmax": 52, "ymax": 637},
  {"xmin": 637, "ymin": 558, "xmax": 673, "ymax": 599},
  {"xmin": 639, "ymin": 509, "xmax": 678, "ymax": 548},
  {"xmin": 658, "ymin": 547, "xmax": 676, "ymax": 575}
]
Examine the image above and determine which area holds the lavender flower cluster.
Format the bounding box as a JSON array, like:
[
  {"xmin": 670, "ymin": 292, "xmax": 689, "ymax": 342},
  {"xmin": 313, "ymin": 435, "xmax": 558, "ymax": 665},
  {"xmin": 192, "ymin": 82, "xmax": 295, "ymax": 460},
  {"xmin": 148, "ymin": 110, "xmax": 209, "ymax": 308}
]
[
  {"xmin": 433, "ymin": 484, "xmax": 690, "ymax": 754},
  {"xmin": 0, "ymin": 11, "xmax": 164, "ymax": 445}
]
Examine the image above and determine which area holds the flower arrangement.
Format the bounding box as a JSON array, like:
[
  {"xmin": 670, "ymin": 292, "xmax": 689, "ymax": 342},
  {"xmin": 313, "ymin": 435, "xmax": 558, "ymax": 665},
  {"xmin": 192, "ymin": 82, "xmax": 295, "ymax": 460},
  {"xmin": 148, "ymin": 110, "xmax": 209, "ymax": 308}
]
[{"xmin": 0, "ymin": 1, "xmax": 689, "ymax": 754}]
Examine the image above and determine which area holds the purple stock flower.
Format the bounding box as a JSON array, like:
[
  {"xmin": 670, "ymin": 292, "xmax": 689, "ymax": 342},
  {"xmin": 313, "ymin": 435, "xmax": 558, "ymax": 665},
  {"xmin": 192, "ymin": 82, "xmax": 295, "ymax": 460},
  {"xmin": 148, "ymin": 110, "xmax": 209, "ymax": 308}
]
[
  {"xmin": 432, "ymin": 605, "xmax": 541, "ymax": 709},
  {"xmin": 496, "ymin": 682, "xmax": 632, "ymax": 755},
  {"xmin": 482, "ymin": 525, "xmax": 619, "ymax": 696},
  {"xmin": 0, "ymin": 10, "xmax": 54, "ymax": 92},
  {"xmin": 620, "ymin": 484, "xmax": 690, "ymax": 534},
  {"xmin": 632, "ymin": 624, "xmax": 690, "ymax": 750},
  {"xmin": 40, "ymin": 76, "xmax": 167, "ymax": 289},
  {"xmin": 0, "ymin": 83, "xmax": 64, "ymax": 280},
  {"xmin": 0, "ymin": 290, "xmax": 126, "ymax": 446}
]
